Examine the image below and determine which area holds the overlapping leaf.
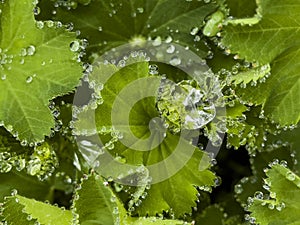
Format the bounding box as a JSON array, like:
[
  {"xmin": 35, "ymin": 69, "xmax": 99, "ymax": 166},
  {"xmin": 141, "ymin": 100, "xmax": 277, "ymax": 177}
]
[
  {"xmin": 222, "ymin": 0, "xmax": 300, "ymax": 125},
  {"xmin": 2, "ymin": 194, "xmax": 72, "ymax": 225},
  {"xmin": 72, "ymin": 173, "xmax": 186, "ymax": 225},
  {"xmin": 42, "ymin": 0, "xmax": 218, "ymax": 59},
  {"xmin": 248, "ymin": 164, "xmax": 300, "ymax": 225},
  {"xmin": 74, "ymin": 61, "xmax": 216, "ymax": 216},
  {"xmin": 0, "ymin": 0, "xmax": 82, "ymax": 143}
]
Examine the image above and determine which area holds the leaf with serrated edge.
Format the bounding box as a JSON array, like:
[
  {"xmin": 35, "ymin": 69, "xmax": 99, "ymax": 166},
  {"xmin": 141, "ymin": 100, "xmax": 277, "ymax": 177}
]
[
  {"xmin": 74, "ymin": 62, "xmax": 216, "ymax": 216},
  {"xmin": 72, "ymin": 173, "xmax": 121, "ymax": 225},
  {"xmin": 45, "ymin": 0, "xmax": 217, "ymax": 59},
  {"xmin": 223, "ymin": 0, "xmax": 300, "ymax": 125},
  {"xmin": 2, "ymin": 195, "xmax": 72, "ymax": 225},
  {"xmin": 72, "ymin": 173, "xmax": 187, "ymax": 225},
  {"xmin": 0, "ymin": 0, "xmax": 82, "ymax": 143},
  {"xmin": 235, "ymin": 146, "xmax": 294, "ymax": 207},
  {"xmin": 248, "ymin": 164, "xmax": 300, "ymax": 225}
]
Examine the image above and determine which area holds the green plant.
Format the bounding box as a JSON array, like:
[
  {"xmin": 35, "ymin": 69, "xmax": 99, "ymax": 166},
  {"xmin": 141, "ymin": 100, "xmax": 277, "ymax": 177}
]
[{"xmin": 1, "ymin": 0, "xmax": 300, "ymax": 224}]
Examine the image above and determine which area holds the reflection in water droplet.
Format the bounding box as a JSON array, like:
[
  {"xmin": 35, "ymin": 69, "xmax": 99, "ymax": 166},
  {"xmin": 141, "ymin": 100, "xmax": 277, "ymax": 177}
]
[
  {"xmin": 27, "ymin": 45, "xmax": 36, "ymax": 56},
  {"xmin": 26, "ymin": 76, "xmax": 33, "ymax": 83},
  {"xmin": 169, "ymin": 56, "xmax": 181, "ymax": 66},
  {"xmin": 70, "ymin": 41, "xmax": 80, "ymax": 52},
  {"xmin": 152, "ymin": 36, "xmax": 162, "ymax": 46},
  {"xmin": 166, "ymin": 45, "xmax": 175, "ymax": 54},
  {"xmin": 190, "ymin": 27, "xmax": 199, "ymax": 35}
]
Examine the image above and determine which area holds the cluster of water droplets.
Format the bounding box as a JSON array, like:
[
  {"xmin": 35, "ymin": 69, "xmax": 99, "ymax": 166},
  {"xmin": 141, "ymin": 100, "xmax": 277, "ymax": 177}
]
[
  {"xmin": 26, "ymin": 142, "xmax": 59, "ymax": 180},
  {"xmin": 123, "ymin": 165, "xmax": 152, "ymax": 213},
  {"xmin": 157, "ymin": 79, "xmax": 217, "ymax": 134},
  {"xmin": 0, "ymin": 136, "xmax": 59, "ymax": 181}
]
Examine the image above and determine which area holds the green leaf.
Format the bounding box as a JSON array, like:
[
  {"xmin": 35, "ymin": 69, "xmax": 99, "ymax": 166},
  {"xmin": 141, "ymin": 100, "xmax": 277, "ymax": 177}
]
[
  {"xmin": 223, "ymin": 0, "xmax": 300, "ymax": 64},
  {"xmin": 226, "ymin": 106, "xmax": 274, "ymax": 152},
  {"xmin": 72, "ymin": 173, "xmax": 187, "ymax": 224},
  {"xmin": 72, "ymin": 173, "xmax": 122, "ymax": 225},
  {"xmin": 248, "ymin": 164, "xmax": 300, "ymax": 225},
  {"xmin": 46, "ymin": 0, "xmax": 217, "ymax": 59},
  {"xmin": 74, "ymin": 61, "xmax": 216, "ymax": 216},
  {"xmin": 195, "ymin": 204, "xmax": 226, "ymax": 225},
  {"xmin": 230, "ymin": 64, "xmax": 270, "ymax": 86},
  {"xmin": 265, "ymin": 124, "xmax": 300, "ymax": 174},
  {"xmin": 2, "ymin": 194, "xmax": 72, "ymax": 225},
  {"xmin": 0, "ymin": 171, "xmax": 53, "ymax": 202},
  {"xmin": 195, "ymin": 204, "xmax": 244, "ymax": 225},
  {"xmin": 226, "ymin": 0, "xmax": 257, "ymax": 18},
  {"xmin": 235, "ymin": 146, "xmax": 294, "ymax": 207},
  {"xmin": 235, "ymin": 47, "xmax": 300, "ymax": 125},
  {"xmin": 222, "ymin": 0, "xmax": 300, "ymax": 125},
  {"xmin": 0, "ymin": 0, "xmax": 82, "ymax": 143}
]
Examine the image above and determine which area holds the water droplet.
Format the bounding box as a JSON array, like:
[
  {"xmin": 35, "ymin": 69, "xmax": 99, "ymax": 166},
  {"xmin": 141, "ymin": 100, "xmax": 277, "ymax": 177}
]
[
  {"xmin": 169, "ymin": 56, "xmax": 181, "ymax": 66},
  {"xmin": 166, "ymin": 45, "xmax": 175, "ymax": 54},
  {"xmin": 113, "ymin": 207, "xmax": 119, "ymax": 214},
  {"xmin": 33, "ymin": 6, "xmax": 40, "ymax": 15},
  {"xmin": 11, "ymin": 189, "xmax": 18, "ymax": 196},
  {"xmin": 190, "ymin": 27, "xmax": 199, "ymax": 35},
  {"xmin": 165, "ymin": 36, "xmax": 173, "ymax": 43},
  {"xmin": 137, "ymin": 7, "xmax": 144, "ymax": 13},
  {"xmin": 1, "ymin": 74, "xmax": 6, "ymax": 80},
  {"xmin": 149, "ymin": 64, "xmax": 159, "ymax": 75},
  {"xmin": 98, "ymin": 26, "xmax": 103, "ymax": 31},
  {"xmin": 276, "ymin": 202, "xmax": 285, "ymax": 211},
  {"xmin": 254, "ymin": 191, "xmax": 264, "ymax": 200},
  {"xmin": 20, "ymin": 140, "xmax": 28, "ymax": 147},
  {"xmin": 235, "ymin": 184, "xmax": 243, "ymax": 194},
  {"xmin": 26, "ymin": 76, "xmax": 33, "ymax": 83},
  {"xmin": 70, "ymin": 40, "xmax": 80, "ymax": 52},
  {"xmin": 27, "ymin": 45, "xmax": 36, "ymax": 56},
  {"xmin": 152, "ymin": 36, "xmax": 162, "ymax": 46},
  {"xmin": 286, "ymin": 171, "xmax": 296, "ymax": 181},
  {"xmin": 36, "ymin": 21, "xmax": 44, "ymax": 29},
  {"xmin": 6, "ymin": 124, "xmax": 13, "ymax": 132}
]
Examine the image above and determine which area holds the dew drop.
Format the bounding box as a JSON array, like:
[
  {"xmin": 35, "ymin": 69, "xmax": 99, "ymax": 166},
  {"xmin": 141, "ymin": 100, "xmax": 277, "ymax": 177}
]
[
  {"xmin": 165, "ymin": 36, "xmax": 173, "ymax": 43},
  {"xmin": 70, "ymin": 40, "xmax": 80, "ymax": 52},
  {"xmin": 169, "ymin": 56, "xmax": 181, "ymax": 66},
  {"xmin": 190, "ymin": 27, "xmax": 199, "ymax": 36},
  {"xmin": 152, "ymin": 36, "xmax": 162, "ymax": 46},
  {"xmin": 20, "ymin": 140, "xmax": 28, "ymax": 147},
  {"xmin": 137, "ymin": 7, "xmax": 144, "ymax": 13},
  {"xmin": 36, "ymin": 21, "xmax": 44, "ymax": 29},
  {"xmin": 26, "ymin": 76, "xmax": 33, "ymax": 83},
  {"xmin": 234, "ymin": 184, "xmax": 243, "ymax": 194},
  {"xmin": 166, "ymin": 45, "xmax": 175, "ymax": 54},
  {"xmin": 286, "ymin": 171, "xmax": 296, "ymax": 181},
  {"xmin": 27, "ymin": 45, "xmax": 36, "ymax": 56},
  {"xmin": 149, "ymin": 64, "xmax": 159, "ymax": 75},
  {"xmin": 11, "ymin": 189, "xmax": 18, "ymax": 196},
  {"xmin": 254, "ymin": 191, "xmax": 264, "ymax": 200},
  {"xmin": 33, "ymin": 6, "xmax": 40, "ymax": 15},
  {"xmin": 1, "ymin": 74, "xmax": 6, "ymax": 80}
]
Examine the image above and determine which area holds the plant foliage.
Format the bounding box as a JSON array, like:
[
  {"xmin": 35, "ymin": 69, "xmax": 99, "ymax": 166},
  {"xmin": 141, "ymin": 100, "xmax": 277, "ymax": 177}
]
[{"xmin": 0, "ymin": 0, "xmax": 299, "ymax": 224}]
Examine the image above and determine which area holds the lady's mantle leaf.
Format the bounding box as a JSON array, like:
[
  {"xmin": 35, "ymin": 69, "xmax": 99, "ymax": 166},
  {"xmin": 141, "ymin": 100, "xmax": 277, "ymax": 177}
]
[
  {"xmin": 248, "ymin": 164, "xmax": 300, "ymax": 225},
  {"xmin": 0, "ymin": 0, "xmax": 82, "ymax": 143},
  {"xmin": 2, "ymin": 194, "xmax": 72, "ymax": 225},
  {"xmin": 74, "ymin": 61, "xmax": 216, "ymax": 216},
  {"xmin": 72, "ymin": 173, "xmax": 187, "ymax": 224},
  {"xmin": 72, "ymin": 173, "xmax": 122, "ymax": 225},
  {"xmin": 48, "ymin": 0, "xmax": 217, "ymax": 59},
  {"xmin": 222, "ymin": 0, "xmax": 300, "ymax": 125}
]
